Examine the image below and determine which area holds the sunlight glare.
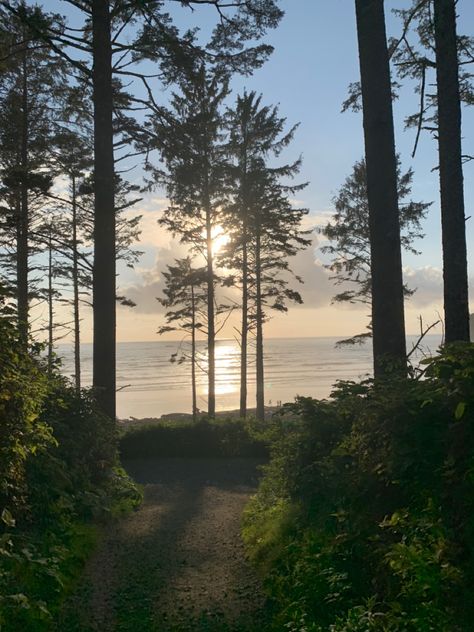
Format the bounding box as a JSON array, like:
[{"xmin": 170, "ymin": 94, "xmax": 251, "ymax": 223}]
[
  {"xmin": 210, "ymin": 344, "xmax": 239, "ymax": 396},
  {"xmin": 211, "ymin": 225, "xmax": 230, "ymax": 256}
]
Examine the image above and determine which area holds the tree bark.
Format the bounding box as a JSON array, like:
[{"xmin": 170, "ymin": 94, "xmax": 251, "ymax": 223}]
[
  {"xmin": 240, "ymin": 236, "xmax": 248, "ymax": 418},
  {"xmin": 239, "ymin": 144, "xmax": 249, "ymax": 419},
  {"xmin": 92, "ymin": 0, "xmax": 116, "ymax": 418},
  {"xmin": 17, "ymin": 51, "xmax": 29, "ymax": 344},
  {"xmin": 72, "ymin": 175, "xmax": 81, "ymax": 392},
  {"xmin": 433, "ymin": 0, "xmax": 470, "ymax": 343},
  {"xmin": 191, "ymin": 284, "xmax": 197, "ymax": 422},
  {"xmin": 255, "ymin": 224, "xmax": 264, "ymax": 421},
  {"xmin": 205, "ymin": 204, "xmax": 216, "ymax": 418},
  {"xmin": 355, "ymin": 0, "xmax": 407, "ymax": 377},
  {"xmin": 47, "ymin": 227, "xmax": 53, "ymax": 374}
]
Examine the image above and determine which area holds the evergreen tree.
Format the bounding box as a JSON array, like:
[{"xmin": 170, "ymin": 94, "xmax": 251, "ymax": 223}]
[
  {"xmin": 0, "ymin": 3, "xmax": 65, "ymax": 342},
  {"xmin": 158, "ymin": 257, "xmax": 207, "ymax": 422},
  {"xmin": 247, "ymin": 159, "xmax": 310, "ymax": 421},
  {"xmin": 390, "ymin": 0, "xmax": 472, "ymax": 343},
  {"xmin": 52, "ymin": 126, "xmax": 93, "ymax": 391},
  {"xmin": 355, "ymin": 0, "xmax": 407, "ymax": 377},
  {"xmin": 433, "ymin": 0, "xmax": 470, "ymax": 342},
  {"xmin": 223, "ymin": 90, "xmax": 309, "ymax": 417},
  {"xmin": 90, "ymin": 0, "xmax": 116, "ymax": 417},
  {"xmin": 153, "ymin": 65, "xmax": 229, "ymax": 417},
  {"xmin": 320, "ymin": 158, "xmax": 429, "ymax": 346},
  {"xmin": 50, "ymin": 170, "xmax": 142, "ymax": 392},
  {"xmin": 35, "ymin": 215, "xmax": 70, "ymax": 374}
]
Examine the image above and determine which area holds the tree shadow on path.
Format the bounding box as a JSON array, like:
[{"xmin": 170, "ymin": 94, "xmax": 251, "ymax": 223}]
[{"xmin": 57, "ymin": 458, "xmax": 269, "ymax": 632}]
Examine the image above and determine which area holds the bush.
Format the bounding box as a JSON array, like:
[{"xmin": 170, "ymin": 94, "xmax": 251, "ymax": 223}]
[
  {"xmin": 0, "ymin": 303, "xmax": 54, "ymax": 522},
  {"xmin": 120, "ymin": 416, "xmax": 270, "ymax": 459},
  {"xmin": 243, "ymin": 343, "xmax": 474, "ymax": 631},
  {"xmin": 0, "ymin": 297, "xmax": 141, "ymax": 630},
  {"xmin": 26, "ymin": 381, "xmax": 119, "ymax": 525}
]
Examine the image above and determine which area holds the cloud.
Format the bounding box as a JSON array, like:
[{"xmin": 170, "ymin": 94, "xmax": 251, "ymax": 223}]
[
  {"xmin": 403, "ymin": 266, "xmax": 444, "ymax": 307},
  {"xmin": 119, "ymin": 236, "xmax": 337, "ymax": 316},
  {"xmin": 118, "ymin": 241, "xmax": 190, "ymax": 314},
  {"xmin": 289, "ymin": 244, "xmax": 335, "ymax": 308},
  {"xmin": 124, "ymin": 241, "xmax": 466, "ymax": 320},
  {"xmin": 122, "ymin": 197, "xmax": 171, "ymax": 249}
]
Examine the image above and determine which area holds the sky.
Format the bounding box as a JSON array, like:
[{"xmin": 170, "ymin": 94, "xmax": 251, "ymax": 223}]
[{"xmin": 45, "ymin": 0, "xmax": 474, "ymax": 343}]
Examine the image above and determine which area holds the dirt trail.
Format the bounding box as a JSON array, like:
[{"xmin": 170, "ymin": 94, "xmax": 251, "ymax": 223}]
[{"xmin": 57, "ymin": 458, "xmax": 269, "ymax": 632}]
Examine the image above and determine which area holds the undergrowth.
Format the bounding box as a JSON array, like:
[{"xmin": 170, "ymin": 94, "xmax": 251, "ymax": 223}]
[
  {"xmin": 243, "ymin": 343, "xmax": 474, "ymax": 631},
  {"xmin": 120, "ymin": 416, "xmax": 270, "ymax": 459},
  {"xmin": 0, "ymin": 299, "xmax": 142, "ymax": 631}
]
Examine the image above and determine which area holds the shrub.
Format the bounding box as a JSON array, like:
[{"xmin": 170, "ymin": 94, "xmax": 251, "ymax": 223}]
[
  {"xmin": 243, "ymin": 343, "xmax": 474, "ymax": 631},
  {"xmin": 120, "ymin": 416, "xmax": 269, "ymax": 459},
  {"xmin": 0, "ymin": 297, "xmax": 141, "ymax": 629},
  {"xmin": 0, "ymin": 302, "xmax": 54, "ymax": 522}
]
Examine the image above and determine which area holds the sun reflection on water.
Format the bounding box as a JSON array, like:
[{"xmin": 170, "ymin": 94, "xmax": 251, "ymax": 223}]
[
  {"xmin": 215, "ymin": 344, "xmax": 239, "ymax": 395},
  {"xmin": 199, "ymin": 344, "xmax": 239, "ymax": 397}
]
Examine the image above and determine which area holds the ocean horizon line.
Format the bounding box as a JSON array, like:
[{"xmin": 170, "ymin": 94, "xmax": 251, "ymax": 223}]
[{"xmin": 57, "ymin": 332, "xmax": 441, "ymax": 347}]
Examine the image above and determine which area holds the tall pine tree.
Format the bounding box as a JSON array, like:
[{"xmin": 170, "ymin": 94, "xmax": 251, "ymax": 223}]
[
  {"xmin": 154, "ymin": 66, "xmax": 229, "ymax": 417},
  {"xmin": 223, "ymin": 90, "xmax": 309, "ymax": 417},
  {"xmin": 355, "ymin": 0, "xmax": 407, "ymax": 377}
]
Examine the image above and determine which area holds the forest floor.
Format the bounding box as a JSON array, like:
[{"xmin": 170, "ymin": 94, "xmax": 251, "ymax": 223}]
[{"xmin": 56, "ymin": 458, "xmax": 270, "ymax": 632}]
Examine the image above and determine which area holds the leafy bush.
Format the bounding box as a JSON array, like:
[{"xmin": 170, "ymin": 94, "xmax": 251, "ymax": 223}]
[
  {"xmin": 0, "ymin": 297, "xmax": 141, "ymax": 630},
  {"xmin": 243, "ymin": 343, "xmax": 474, "ymax": 631},
  {"xmin": 120, "ymin": 416, "xmax": 269, "ymax": 459},
  {"xmin": 26, "ymin": 381, "xmax": 119, "ymax": 524},
  {"xmin": 0, "ymin": 303, "xmax": 54, "ymax": 522}
]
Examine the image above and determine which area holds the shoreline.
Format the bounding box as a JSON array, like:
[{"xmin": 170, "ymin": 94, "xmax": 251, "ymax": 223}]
[{"xmin": 118, "ymin": 406, "xmax": 281, "ymax": 429}]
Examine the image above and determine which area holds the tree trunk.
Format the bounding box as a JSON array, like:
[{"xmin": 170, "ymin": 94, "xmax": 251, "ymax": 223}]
[
  {"xmin": 92, "ymin": 0, "xmax": 116, "ymax": 418},
  {"xmin": 191, "ymin": 284, "xmax": 197, "ymax": 423},
  {"xmin": 255, "ymin": 225, "xmax": 265, "ymax": 421},
  {"xmin": 240, "ymin": 237, "xmax": 248, "ymax": 419},
  {"xmin": 72, "ymin": 175, "xmax": 81, "ymax": 392},
  {"xmin": 17, "ymin": 52, "xmax": 29, "ymax": 344},
  {"xmin": 47, "ymin": 227, "xmax": 53, "ymax": 374},
  {"xmin": 433, "ymin": 0, "xmax": 470, "ymax": 342},
  {"xmin": 239, "ymin": 145, "xmax": 249, "ymax": 419},
  {"xmin": 355, "ymin": 0, "xmax": 407, "ymax": 377},
  {"xmin": 205, "ymin": 205, "xmax": 216, "ymax": 418}
]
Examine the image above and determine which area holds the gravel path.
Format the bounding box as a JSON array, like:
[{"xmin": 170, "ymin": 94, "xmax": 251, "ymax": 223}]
[{"xmin": 57, "ymin": 458, "xmax": 269, "ymax": 632}]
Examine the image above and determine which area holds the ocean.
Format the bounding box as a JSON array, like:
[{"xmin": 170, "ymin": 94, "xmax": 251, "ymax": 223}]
[{"xmin": 57, "ymin": 335, "xmax": 442, "ymax": 419}]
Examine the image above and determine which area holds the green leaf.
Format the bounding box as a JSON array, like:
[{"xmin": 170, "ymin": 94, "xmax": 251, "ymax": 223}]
[
  {"xmin": 1, "ymin": 508, "xmax": 15, "ymax": 527},
  {"xmin": 455, "ymin": 401, "xmax": 466, "ymax": 420}
]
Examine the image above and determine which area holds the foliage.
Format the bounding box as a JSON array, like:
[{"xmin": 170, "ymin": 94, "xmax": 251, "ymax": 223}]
[
  {"xmin": 243, "ymin": 343, "xmax": 474, "ymax": 631},
  {"xmin": 120, "ymin": 416, "xmax": 270, "ymax": 459},
  {"xmin": 158, "ymin": 257, "xmax": 209, "ymax": 420},
  {"xmin": 0, "ymin": 300, "xmax": 53, "ymax": 520},
  {"xmin": 390, "ymin": 0, "xmax": 474, "ymax": 154},
  {"xmin": 320, "ymin": 158, "xmax": 429, "ymax": 345},
  {"xmin": 222, "ymin": 89, "xmax": 311, "ymax": 322},
  {"xmin": 0, "ymin": 298, "xmax": 141, "ymax": 630},
  {"xmin": 0, "ymin": 3, "xmax": 66, "ymax": 297}
]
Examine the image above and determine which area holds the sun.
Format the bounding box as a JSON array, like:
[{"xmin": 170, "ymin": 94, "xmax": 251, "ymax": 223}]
[{"xmin": 211, "ymin": 225, "xmax": 230, "ymax": 255}]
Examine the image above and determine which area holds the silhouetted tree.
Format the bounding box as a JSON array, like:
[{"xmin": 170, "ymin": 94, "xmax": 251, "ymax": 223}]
[
  {"xmin": 50, "ymin": 115, "xmax": 94, "ymax": 390},
  {"xmin": 433, "ymin": 0, "xmax": 470, "ymax": 341},
  {"xmin": 248, "ymin": 159, "xmax": 310, "ymax": 420},
  {"xmin": 153, "ymin": 66, "xmax": 229, "ymax": 417},
  {"xmin": 390, "ymin": 0, "xmax": 472, "ymax": 343},
  {"xmin": 355, "ymin": 0, "xmax": 407, "ymax": 377},
  {"xmin": 51, "ymin": 171, "xmax": 142, "ymax": 391},
  {"xmin": 158, "ymin": 257, "xmax": 207, "ymax": 422},
  {"xmin": 0, "ymin": 3, "xmax": 64, "ymax": 342},
  {"xmin": 321, "ymin": 158, "xmax": 429, "ymax": 346},
  {"xmin": 222, "ymin": 90, "xmax": 309, "ymax": 417}
]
